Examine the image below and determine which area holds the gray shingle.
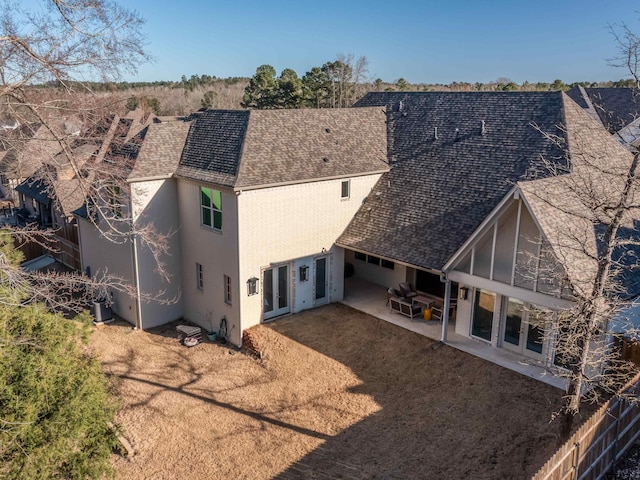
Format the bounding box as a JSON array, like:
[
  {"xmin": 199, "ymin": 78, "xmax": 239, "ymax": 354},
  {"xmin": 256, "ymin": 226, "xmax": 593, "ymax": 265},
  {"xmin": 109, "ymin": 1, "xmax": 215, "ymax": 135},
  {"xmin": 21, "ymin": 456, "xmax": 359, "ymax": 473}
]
[
  {"xmin": 175, "ymin": 110, "xmax": 249, "ymax": 187},
  {"xmin": 175, "ymin": 108, "xmax": 388, "ymax": 188},
  {"xmin": 567, "ymin": 87, "xmax": 640, "ymax": 132},
  {"xmin": 129, "ymin": 119, "xmax": 191, "ymax": 181},
  {"xmin": 339, "ymin": 91, "xmax": 571, "ymax": 271}
]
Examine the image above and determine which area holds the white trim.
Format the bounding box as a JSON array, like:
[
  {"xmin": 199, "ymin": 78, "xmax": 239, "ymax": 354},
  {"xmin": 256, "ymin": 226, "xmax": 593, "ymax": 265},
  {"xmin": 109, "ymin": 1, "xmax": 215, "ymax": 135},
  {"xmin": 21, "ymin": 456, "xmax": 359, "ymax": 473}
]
[
  {"xmin": 510, "ymin": 199, "xmax": 522, "ymax": 286},
  {"xmin": 443, "ymin": 186, "xmax": 519, "ymax": 271},
  {"xmin": 489, "ymin": 221, "xmax": 498, "ymax": 280},
  {"xmin": 448, "ymin": 271, "xmax": 573, "ymax": 310}
]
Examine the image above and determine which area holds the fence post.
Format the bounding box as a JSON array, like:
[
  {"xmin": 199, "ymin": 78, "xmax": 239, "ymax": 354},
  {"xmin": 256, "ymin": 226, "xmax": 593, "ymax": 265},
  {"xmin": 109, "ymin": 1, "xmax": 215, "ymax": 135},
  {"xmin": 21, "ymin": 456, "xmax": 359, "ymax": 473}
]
[{"xmin": 572, "ymin": 441, "xmax": 581, "ymax": 480}]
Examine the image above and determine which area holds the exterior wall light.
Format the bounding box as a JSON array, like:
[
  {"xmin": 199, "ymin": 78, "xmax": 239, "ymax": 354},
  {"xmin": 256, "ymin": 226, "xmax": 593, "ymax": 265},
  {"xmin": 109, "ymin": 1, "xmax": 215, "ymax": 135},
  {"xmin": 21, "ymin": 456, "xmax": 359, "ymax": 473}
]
[
  {"xmin": 459, "ymin": 286, "xmax": 468, "ymax": 300},
  {"xmin": 247, "ymin": 277, "xmax": 259, "ymax": 296},
  {"xmin": 299, "ymin": 265, "xmax": 309, "ymax": 282}
]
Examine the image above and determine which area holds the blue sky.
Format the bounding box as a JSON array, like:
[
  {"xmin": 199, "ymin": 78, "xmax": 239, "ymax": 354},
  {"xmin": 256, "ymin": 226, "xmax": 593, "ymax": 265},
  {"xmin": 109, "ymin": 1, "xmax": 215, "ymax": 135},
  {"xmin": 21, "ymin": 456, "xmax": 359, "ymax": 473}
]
[{"xmin": 126, "ymin": 0, "xmax": 640, "ymax": 84}]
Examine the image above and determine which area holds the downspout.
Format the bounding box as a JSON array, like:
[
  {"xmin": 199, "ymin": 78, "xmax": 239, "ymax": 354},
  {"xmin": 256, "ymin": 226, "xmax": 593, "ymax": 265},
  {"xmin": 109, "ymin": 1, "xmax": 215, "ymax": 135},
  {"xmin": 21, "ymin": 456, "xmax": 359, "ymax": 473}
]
[
  {"xmin": 131, "ymin": 233, "xmax": 143, "ymax": 330},
  {"xmin": 129, "ymin": 191, "xmax": 143, "ymax": 330},
  {"xmin": 441, "ymin": 274, "xmax": 452, "ymax": 343}
]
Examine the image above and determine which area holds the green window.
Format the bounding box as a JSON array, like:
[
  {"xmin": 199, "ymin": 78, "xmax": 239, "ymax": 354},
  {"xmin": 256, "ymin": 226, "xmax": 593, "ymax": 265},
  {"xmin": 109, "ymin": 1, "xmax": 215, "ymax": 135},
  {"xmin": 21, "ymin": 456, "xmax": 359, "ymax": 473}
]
[{"xmin": 201, "ymin": 187, "xmax": 222, "ymax": 230}]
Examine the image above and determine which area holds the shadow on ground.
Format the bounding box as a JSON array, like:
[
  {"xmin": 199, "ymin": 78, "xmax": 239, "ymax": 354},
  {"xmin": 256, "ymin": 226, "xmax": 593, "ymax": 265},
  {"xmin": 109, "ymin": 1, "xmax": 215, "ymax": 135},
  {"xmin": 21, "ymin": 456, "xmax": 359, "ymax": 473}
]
[{"xmin": 265, "ymin": 304, "xmax": 569, "ymax": 480}]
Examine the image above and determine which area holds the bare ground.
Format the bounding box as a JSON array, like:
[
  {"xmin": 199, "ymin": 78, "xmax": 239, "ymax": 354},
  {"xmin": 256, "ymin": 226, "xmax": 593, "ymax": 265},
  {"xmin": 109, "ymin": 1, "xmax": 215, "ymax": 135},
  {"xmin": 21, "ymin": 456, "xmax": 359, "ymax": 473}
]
[{"xmin": 89, "ymin": 303, "xmax": 589, "ymax": 480}]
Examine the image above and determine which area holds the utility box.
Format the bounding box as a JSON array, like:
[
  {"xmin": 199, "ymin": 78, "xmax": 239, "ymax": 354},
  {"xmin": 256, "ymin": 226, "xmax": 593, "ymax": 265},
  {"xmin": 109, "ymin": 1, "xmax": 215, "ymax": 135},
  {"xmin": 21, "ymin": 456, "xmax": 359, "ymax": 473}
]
[{"xmin": 92, "ymin": 301, "xmax": 113, "ymax": 323}]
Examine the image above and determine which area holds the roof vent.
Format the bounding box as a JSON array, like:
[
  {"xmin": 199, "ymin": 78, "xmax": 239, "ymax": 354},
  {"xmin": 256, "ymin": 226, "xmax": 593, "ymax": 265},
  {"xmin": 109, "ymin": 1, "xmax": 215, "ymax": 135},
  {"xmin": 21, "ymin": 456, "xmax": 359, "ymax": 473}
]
[
  {"xmin": 322, "ymin": 157, "xmax": 329, "ymax": 162},
  {"xmin": 325, "ymin": 128, "xmax": 331, "ymax": 133},
  {"xmin": 434, "ymin": 126, "xmax": 438, "ymax": 139},
  {"xmin": 481, "ymin": 120, "xmax": 486, "ymax": 135},
  {"xmin": 399, "ymin": 100, "xmax": 404, "ymax": 111},
  {"xmin": 455, "ymin": 128, "xmax": 460, "ymax": 138}
]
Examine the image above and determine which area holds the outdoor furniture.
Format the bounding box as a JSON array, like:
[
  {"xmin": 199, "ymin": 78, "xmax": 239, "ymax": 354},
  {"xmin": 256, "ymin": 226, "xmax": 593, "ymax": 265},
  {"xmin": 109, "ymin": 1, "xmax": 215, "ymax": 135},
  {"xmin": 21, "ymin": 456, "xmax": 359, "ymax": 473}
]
[
  {"xmin": 389, "ymin": 296, "xmax": 422, "ymax": 319},
  {"xmin": 412, "ymin": 295, "xmax": 435, "ymax": 310},
  {"xmin": 431, "ymin": 306, "xmax": 443, "ymax": 323},
  {"xmin": 176, "ymin": 324, "xmax": 202, "ymax": 347},
  {"xmin": 398, "ymin": 282, "xmax": 418, "ymax": 300}
]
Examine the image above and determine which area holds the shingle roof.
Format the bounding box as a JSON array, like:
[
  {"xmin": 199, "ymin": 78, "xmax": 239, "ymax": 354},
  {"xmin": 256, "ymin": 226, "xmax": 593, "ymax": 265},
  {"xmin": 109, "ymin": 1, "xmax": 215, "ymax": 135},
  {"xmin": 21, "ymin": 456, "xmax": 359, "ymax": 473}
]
[
  {"xmin": 128, "ymin": 119, "xmax": 191, "ymax": 181},
  {"xmin": 176, "ymin": 110, "xmax": 249, "ymax": 187},
  {"xmin": 338, "ymin": 92, "xmax": 577, "ymax": 271},
  {"xmin": 566, "ymin": 87, "xmax": 640, "ymax": 132},
  {"xmin": 175, "ymin": 108, "xmax": 389, "ymax": 188},
  {"xmin": 516, "ymin": 97, "xmax": 638, "ymax": 298}
]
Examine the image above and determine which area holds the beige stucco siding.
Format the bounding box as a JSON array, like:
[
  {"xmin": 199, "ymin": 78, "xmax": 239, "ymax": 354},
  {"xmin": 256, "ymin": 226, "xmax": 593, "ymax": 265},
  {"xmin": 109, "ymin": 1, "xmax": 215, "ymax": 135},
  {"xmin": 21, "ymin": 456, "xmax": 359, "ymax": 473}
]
[
  {"xmin": 77, "ymin": 216, "xmax": 137, "ymax": 325},
  {"xmin": 130, "ymin": 179, "xmax": 184, "ymax": 329},
  {"xmin": 237, "ymin": 174, "xmax": 382, "ymax": 330},
  {"xmin": 177, "ymin": 179, "xmax": 241, "ymax": 346}
]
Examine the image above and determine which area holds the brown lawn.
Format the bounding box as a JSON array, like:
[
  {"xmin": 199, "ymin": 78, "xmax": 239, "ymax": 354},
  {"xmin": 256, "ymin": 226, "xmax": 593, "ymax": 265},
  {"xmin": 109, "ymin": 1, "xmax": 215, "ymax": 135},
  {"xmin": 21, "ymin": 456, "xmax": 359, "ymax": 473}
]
[{"xmin": 90, "ymin": 303, "xmax": 585, "ymax": 480}]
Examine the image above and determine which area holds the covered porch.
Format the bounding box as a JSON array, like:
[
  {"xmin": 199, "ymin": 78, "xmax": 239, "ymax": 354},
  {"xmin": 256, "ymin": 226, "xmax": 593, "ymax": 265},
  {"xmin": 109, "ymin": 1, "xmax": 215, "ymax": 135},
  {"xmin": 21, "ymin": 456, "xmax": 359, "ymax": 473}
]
[{"xmin": 342, "ymin": 277, "xmax": 567, "ymax": 390}]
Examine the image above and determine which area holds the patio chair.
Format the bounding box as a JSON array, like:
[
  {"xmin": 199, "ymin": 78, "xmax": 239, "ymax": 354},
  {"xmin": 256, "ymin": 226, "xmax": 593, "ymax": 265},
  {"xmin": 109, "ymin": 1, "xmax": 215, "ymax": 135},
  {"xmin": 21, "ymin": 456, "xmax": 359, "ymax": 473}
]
[
  {"xmin": 398, "ymin": 282, "xmax": 418, "ymax": 300},
  {"xmin": 431, "ymin": 306, "xmax": 443, "ymax": 323},
  {"xmin": 386, "ymin": 287, "xmax": 396, "ymax": 305}
]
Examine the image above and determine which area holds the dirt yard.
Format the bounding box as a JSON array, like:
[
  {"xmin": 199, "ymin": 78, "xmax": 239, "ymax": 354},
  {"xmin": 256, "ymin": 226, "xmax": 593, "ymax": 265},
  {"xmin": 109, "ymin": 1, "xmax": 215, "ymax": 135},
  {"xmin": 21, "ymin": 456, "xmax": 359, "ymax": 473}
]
[{"xmin": 89, "ymin": 303, "xmax": 585, "ymax": 479}]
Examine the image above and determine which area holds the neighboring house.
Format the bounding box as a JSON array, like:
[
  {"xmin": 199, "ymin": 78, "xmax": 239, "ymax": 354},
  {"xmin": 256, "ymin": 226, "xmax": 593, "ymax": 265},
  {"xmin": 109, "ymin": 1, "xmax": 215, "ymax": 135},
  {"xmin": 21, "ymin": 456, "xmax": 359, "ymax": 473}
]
[
  {"xmin": 77, "ymin": 108, "xmax": 388, "ymax": 346},
  {"xmin": 339, "ymin": 91, "xmax": 638, "ymax": 370},
  {"xmin": 566, "ymin": 87, "xmax": 640, "ymax": 150},
  {"xmin": 17, "ymin": 109, "xmax": 154, "ymax": 269},
  {"xmin": 0, "ymin": 121, "xmax": 65, "ymax": 201}
]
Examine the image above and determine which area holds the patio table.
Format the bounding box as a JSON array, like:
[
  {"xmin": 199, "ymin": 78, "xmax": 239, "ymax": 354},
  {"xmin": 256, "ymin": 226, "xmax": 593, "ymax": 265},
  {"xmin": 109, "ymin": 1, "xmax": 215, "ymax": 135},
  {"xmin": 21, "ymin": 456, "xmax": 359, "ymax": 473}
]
[{"xmin": 412, "ymin": 295, "xmax": 435, "ymax": 310}]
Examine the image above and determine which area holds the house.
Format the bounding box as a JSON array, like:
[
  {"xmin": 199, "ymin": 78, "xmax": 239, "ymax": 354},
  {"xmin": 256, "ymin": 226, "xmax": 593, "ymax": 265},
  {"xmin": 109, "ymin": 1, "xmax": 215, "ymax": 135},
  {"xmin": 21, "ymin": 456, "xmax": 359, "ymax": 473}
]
[
  {"xmin": 77, "ymin": 108, "xmax": 388, "ymax": 346},
  {"xmin": 339, "ymin": 91, "xmax": 637, "ymax": 370},
  {"xmin": 16, "ymin": 109, "xmax": 154, "ymax": 269},
  {"xmin": 566, "ymin": 87, "xmax": 640, "ymax": 150},
  {"xmin": 75, "ymin": 90, "xmax": 639, "ymax": 378}
]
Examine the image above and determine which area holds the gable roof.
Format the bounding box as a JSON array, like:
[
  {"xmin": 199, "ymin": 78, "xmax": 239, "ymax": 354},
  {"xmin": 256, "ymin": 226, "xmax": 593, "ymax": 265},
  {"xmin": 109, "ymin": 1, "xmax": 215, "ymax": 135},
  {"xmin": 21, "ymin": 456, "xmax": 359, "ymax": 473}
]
[
  {"xmin": 514, "ymin": 97, "xmax": 637, "ymax": 298},
  {"xmin": 128, "ymin": 118, "xmax": 191, "ymax": 181},
  {"xmin": 566, "ymin": 87, "xmax": 640, "ymax": 133},
  {"xmin": 175, "ymin": 107, "xmax": 389, "ymax": 189},
  {"xmin": 338, "ymin": 91, "xmax": 575, "ymax": 271}
]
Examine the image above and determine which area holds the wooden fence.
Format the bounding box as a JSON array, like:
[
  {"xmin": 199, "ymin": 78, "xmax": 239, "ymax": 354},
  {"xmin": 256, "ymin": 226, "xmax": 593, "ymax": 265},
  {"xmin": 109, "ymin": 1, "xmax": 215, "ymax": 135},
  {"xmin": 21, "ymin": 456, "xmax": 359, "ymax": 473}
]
[
  {"xmin": 15, "ymin": 226, "xmax": 80, "ymax": 271},
  {"xmin": 532, "ymin": 372, "xmax": 640, "ymax": 480}
]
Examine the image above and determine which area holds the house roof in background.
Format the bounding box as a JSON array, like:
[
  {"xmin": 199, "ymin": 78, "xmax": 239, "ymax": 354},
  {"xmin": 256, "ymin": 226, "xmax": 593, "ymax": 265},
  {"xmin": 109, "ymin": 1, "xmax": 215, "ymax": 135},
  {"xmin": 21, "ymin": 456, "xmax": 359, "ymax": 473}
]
[
  {"xmin": 566, "ymin": 87, "xmax": 640, "ymax": 133},
  {"xmin": 130, "ymin": 118, "xmax": 192, "ymax": 181},
  {"xmin": 337, "ymin": 91, "xmax": 629, "ymax": 272},
  {"xmin": 176, "ymin": 107, "xmax": 389, "ymax": 189}
]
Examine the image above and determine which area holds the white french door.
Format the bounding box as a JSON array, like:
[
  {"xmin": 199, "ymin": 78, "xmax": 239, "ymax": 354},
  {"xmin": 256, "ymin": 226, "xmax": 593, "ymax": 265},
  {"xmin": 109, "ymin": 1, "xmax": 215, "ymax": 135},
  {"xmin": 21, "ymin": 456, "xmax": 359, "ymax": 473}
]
[
  {"xmin": 502, "ymin": 298, "xmax": 545, "ymax": 359},
  {"xmin": 263, "ymin": 265, "xmax": 290, "ymax": 320}
]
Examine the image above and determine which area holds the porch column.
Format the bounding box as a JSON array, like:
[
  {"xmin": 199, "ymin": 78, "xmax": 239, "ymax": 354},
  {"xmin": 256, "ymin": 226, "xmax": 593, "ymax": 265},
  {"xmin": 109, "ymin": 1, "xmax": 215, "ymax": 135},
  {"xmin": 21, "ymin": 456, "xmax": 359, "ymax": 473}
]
[{"xmin": 441, "ymin": 279, "xmax": 451, "ymax": 343}]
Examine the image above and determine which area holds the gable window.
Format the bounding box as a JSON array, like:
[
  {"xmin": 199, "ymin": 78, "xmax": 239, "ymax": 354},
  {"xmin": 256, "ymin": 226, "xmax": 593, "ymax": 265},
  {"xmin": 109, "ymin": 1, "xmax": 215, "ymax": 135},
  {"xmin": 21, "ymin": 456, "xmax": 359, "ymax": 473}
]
[
  {"xmin": 224, "ymin": 274, "xmax": 232, "ymax": 304},
  {"xmin": 196, "ymin": 263, "xmax": 203, "ymax": 290},
  {"xmin": 201, "ymin": 187, "xmax": 222, "ymax": 230},
  {"xmin": 341, "ymin": 180, "xmax": 350, "ymax": 199}
]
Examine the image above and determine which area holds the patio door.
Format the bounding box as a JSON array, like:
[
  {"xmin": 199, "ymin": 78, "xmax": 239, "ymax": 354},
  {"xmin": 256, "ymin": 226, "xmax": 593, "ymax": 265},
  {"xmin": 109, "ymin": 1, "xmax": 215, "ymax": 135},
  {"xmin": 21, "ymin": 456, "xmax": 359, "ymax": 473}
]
[
  {"xmin": 314, "ymin": 256, "xmax": 328, "ymax": 305},
  {"xmin": 502, "ymin": 298, "xmax": 545, "ymax": 359},
  {"xmin": 471, "ymin": 288, "xmax": 495, "ymax": 342},
  {"xmin": 263, "ymin": 265, "xmax": 290, "ymax": 321}
]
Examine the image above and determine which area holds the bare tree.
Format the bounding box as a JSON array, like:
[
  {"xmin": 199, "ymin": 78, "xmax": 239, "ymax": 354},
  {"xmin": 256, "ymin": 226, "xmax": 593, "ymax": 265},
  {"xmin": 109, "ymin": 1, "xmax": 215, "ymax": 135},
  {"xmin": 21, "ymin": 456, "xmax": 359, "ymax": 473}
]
[
  {"xmin": 523, "ymin": 101, "xmax": 640, "ymax": 443},
  {"xmin": 608, "ymin": 20, "xmax": 640, "ymax": 88},
  {"xmin": 0, "ymin": 1, "xmax": 169, "ymax": 313}
]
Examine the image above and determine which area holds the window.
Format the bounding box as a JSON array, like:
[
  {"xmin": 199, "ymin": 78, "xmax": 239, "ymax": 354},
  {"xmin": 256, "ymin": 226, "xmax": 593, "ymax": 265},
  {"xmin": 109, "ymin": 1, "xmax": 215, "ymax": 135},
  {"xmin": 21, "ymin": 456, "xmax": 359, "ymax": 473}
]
[
  {"xmin": 471, "ymin": 288, "xmax": 495, "ymax": 342},
  {"xmin": 354, "ymin": 251, "xmax": 366, "ymax": 261},
  {"xmin": 224, "ymin": 275, "xmax": 232, "ymax": 304},
  {"xmin": 201, "ymin": 187, "xmax": 222, "ymax": 230},
  {"xmin": 367, "ymin": 255, "xmax": 380, "ymax": 266},
  {"xmin": 341, "ymin": 180, "xmax": 350, "ymax": 199},
  {"xmin": 196, "ymin": 263, "xmax": 203, "ymax": 290},
  {"xmin": 381, "ymin": 259, "xmax": 394, "ymax": 270}
]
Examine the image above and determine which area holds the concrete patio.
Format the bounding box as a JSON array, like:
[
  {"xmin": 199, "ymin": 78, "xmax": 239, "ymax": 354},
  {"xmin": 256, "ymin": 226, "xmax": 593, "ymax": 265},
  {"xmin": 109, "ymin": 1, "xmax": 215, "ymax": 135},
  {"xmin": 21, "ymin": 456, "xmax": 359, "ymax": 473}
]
[{"xmin": 341, "ymin": 277, "xmax": 567, "ymax": 390}]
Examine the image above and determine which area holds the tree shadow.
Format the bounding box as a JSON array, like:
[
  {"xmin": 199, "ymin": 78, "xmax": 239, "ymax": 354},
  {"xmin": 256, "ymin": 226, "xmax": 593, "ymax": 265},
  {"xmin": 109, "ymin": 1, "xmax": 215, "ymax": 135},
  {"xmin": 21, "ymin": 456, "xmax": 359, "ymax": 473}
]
[{"xmin": 267, "ymin": 304, "xmax": 567, "ymax": 480}]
